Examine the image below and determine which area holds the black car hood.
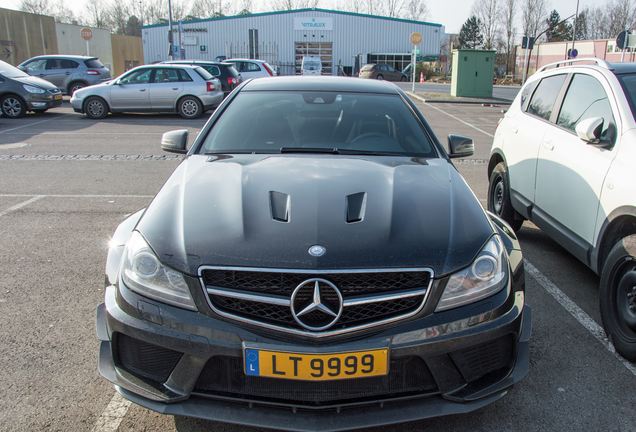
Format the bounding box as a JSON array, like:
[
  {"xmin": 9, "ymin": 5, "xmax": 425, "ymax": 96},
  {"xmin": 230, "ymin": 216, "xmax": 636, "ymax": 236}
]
[
  {"xmin": 14, "ymin": 75, "xmax": 59, "ymax": 90},
  {"xmin": 137, "ymin": 154, "xmax": 494, "ymax": 277}
]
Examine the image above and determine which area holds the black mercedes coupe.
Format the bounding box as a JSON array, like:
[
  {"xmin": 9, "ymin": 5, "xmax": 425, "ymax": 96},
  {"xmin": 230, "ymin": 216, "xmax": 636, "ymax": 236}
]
[{"xmin": 97, "ymin": 76, "xmax": 530, "ymax": 431}]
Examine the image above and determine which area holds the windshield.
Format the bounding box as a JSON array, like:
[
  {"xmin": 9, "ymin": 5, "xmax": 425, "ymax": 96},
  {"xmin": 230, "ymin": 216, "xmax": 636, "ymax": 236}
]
[
  {"xmin": 0, "ymin": 60, "xmax": 29, "ymax": 78},
  {"xmin": 199, "ymin": 91, "xmax": 437, "ymax": 157},
  {"xmin": 618, "ymin": 73, "xmax": 636, "ymax": 117},
  {"xmin": 304, "ymin": 61, "xmax": 321, "ymax": 69}
]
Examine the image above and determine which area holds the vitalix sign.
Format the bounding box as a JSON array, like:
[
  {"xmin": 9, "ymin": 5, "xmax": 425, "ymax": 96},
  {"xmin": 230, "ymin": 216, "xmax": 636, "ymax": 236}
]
[{"xmin": 293, "ymin": 17, "xmax": 333, "ymax": 31}]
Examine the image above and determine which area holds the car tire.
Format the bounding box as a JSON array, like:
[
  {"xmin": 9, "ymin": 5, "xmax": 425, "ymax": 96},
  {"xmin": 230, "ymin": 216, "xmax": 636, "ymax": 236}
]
[
  {"xmin": 600, "ymin": 235, "xmax": 636, "ymax": 361},
  {"xmin": 178, "ymin": 96, "xmax": 203, "ymax": 119},
  {"xmin": 84, "ymin": 96, "xmax": 108, "ymax": 119},
  {"xmin": 487, "ymin": 162, "xmax": 523, "ymax": 232},
  {"xmin": 376, "ymin": 74, "xmax": 384, "ymax": 80},
  {"xmin": 68, "ymin": 81, "xmax": 86, "ymax": 96},
  {"xmin": 1, "ymin": 94, "xmax": 26, "ymax": 118}
]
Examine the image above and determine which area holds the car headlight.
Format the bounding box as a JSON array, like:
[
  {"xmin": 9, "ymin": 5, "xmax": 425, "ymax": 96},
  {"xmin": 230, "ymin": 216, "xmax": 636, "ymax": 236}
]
[
  {"xmin": 22, "ymin": 84, "xmax": 45, "ymax": 94},
  {"xmin": 436, "ymin": 236, "xmax": 507, "ymax": 311},
  {"xmin": 120, "ymin": 231, "xmax": 197, "ymax": 311}
]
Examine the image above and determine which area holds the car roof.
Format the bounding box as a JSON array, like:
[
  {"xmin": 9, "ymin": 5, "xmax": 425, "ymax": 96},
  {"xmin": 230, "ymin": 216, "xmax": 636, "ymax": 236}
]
[
  {"xmin": 28, "ymin": 55, "xmax": 97, "ymax": 61},
  {"xmin": 138, "ymin": 63, "xmax": 199, "ymax": 69},
  {"xmin": 227, "ymin": 58, "xmax": 265, "ymax": 63},
  {"xmin": 242, "ymin": 76, "xmax": 400, "ymax": 94},
  {"xmin": 165, "ymin": 60, "xmax": 232, "ymax": 66},
  {"xmin": 609, "ymin": 62, "xmax": 636, "ymax": 75}
]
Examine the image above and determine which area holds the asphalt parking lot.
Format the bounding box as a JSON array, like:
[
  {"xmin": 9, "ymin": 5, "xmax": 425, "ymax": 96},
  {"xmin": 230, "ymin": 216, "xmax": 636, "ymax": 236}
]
[{"xmin": 0, "ymin": 98, "xmax": 634, "ymax": 432}]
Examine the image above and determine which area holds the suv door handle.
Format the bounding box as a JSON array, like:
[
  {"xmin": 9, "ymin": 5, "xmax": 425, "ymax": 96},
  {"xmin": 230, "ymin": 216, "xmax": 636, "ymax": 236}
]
[
  {"xmin": 172, "ymin": 87, "xmax": 179, "ymax": 90},
  {"xmin": 65, "ymin": 72, "xmax": 70, "ymax": 75},
  {"xmin": 139, "ymin": 89, "xmax": 146, "ymax": 92},
  {"xmin": 543, "ymin": 140, "xmax": 555, "ymax": 151}
]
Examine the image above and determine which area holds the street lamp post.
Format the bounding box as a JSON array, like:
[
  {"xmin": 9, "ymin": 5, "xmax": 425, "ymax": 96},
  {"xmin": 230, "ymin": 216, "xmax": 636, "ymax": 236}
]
[
  {"xmin": 168, "ymin": 0, "xmax": 174, "ymax": 60},
  {"xmin": 570, "ymin": 0, "xmax": 580, "ymax": 57}
]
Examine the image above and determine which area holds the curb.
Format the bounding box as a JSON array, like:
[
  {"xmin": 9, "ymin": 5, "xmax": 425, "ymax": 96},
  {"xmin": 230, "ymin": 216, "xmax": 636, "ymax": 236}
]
[{"xmin": 406, "ymin": 92, "xmax": 512, "ymax": 106}]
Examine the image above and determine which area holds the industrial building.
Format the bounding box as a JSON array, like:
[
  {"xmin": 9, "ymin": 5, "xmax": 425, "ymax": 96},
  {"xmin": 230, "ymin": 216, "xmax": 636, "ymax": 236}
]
[{"xmin": 142, "ymin": 8, "xmax": 444, "ymax": 76}]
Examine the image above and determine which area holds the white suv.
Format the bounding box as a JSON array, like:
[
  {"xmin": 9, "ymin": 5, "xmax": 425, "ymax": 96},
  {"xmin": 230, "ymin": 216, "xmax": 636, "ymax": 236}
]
[{"xmin": 488, "ymin": 58, "xmax": 636, "ymax": 360}]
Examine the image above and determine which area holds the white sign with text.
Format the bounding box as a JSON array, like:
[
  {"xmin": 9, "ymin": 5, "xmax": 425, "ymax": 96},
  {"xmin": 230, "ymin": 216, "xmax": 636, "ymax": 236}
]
[{"xmin": 293, "ymin": 17, "xmax": 333, "ymax": 31}]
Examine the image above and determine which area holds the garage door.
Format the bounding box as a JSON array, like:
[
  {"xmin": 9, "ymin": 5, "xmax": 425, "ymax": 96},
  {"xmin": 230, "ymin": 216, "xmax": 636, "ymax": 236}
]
[{"xmin": 294, "ymin": 42, "xmax": 333, "ymax": 75}]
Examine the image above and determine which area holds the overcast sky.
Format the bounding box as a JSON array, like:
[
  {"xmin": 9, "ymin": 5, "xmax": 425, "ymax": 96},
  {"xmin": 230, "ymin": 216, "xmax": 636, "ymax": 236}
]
[{"xmin": 0, "ymin": 0, "xmax": 601, "ymax": 33}]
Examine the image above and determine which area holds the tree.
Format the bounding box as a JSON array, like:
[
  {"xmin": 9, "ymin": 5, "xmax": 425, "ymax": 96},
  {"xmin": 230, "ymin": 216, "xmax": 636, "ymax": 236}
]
[
  {"xmin": 545, "ymin": 9, "xmax": 572, "ymax": 42},
  {"xmin": 85, "ymin": 0, "xmax": 109, "ymax": 28},
  {"xmin": 190, "ymin": 0, "xmax": 232, "ymax": 18},
  {"xmin": 607, "ymin": 0, "xmax": 635, "ymax": 38},
  {"xmin": 404, "ymin": 0, "xmax": 429, "ymax": 21},
  {"xmin": 472, "ymin": 0, "xmax": 499, "ymax": 49},
  {"xmin": 20, "ymin": 0, "xmax": 78, "ymax": 24},
  {"xmin": 586, "ymin": 6, "xmax": 612, "ymax": 39},
  {"xmin": 459, "ymin": 16, "xmax": 484, "ymax": 49},
  {"xmin": 271, "ymin": 0, "xmax": 320, "ymax": 9},
  {"xmin": 522, "ymin": 0, "xmax": 547, "ymax": 37},
  {"xmin": 125, "ymin": 15, "xmax": 142, "ymax": 36},
  {"xmin": 573, "ymin": 9, "xmax": 588, "ymax": 40},
  {"xmin": 499, "ymin": 0, "xmax": 516, "ymax": 74},
  {"xmin": 384, "ymin": 0, "xmax": 406, "ymax": 17}
]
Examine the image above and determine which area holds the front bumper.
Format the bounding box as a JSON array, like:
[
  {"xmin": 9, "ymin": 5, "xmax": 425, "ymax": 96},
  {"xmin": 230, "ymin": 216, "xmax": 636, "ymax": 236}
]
[
  {"xmin": 96, "ymin": 276, "xmax": 530, "ymax": 431},
  {"xmin": 26, "ymin": 94, "xmax": 62, "ymax": 110}
]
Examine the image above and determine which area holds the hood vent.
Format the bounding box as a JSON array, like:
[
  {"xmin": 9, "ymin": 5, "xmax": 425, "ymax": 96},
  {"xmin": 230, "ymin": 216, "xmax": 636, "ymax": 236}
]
[
  {"xmin": 269, "ymin": 191, "xmax": 291, "ymax": 222},
  {"xmin": 346, "ymin": 192, "xmax": 367, "ymax": 223}
]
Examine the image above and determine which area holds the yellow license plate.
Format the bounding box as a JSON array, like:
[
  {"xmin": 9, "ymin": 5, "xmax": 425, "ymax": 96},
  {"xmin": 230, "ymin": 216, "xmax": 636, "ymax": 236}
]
[
  {"xmin": 244, "ymin": 348, "xmax": 388, "ymax": 381},
  {"xmin": 54, "ymin": 94, "xmax": 62, "ymax": 100}
]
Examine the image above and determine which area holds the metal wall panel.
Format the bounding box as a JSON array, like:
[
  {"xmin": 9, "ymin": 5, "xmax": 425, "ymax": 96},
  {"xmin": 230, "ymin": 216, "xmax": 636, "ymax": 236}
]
[{"xmin": 142, "ymin": 10, "xmax": 443, "ymax": 75}]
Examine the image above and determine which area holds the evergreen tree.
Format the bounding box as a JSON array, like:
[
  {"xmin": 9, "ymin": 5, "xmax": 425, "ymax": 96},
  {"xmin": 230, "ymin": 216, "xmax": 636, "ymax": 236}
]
[
  {"xmin": 459, "ymin": 16, "xmax": 484, "ymax": 49},
  {"xmin": 546, "ymin": 9, "xmax": 573, "ymax": 41}
]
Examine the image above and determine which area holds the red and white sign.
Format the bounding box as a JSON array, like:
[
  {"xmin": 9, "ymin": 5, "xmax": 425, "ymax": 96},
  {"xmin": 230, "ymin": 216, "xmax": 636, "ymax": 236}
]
[{"xmin": 80, "ymin": 27, "xmax": 93, "ymax": 41}]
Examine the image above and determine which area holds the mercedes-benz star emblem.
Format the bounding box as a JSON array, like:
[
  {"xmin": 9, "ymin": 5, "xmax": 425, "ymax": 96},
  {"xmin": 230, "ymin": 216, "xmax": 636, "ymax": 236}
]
[
  {"xmin": 308, "ymin": 245, "xmax": 326, "ymax": 257},
  {"xmin": 290, "ymin": 278, "xmax": 343, "ymax": 331}
]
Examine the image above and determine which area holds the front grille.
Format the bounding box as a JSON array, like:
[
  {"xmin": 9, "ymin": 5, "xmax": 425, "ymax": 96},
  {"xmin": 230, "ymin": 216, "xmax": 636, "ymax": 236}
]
[
  {"xmin": 114, "ymin": 333, "xmax": 182, "ymax": 383},
  {"xmin": 202, "ymin": 269, "xmax": 430, "ymax": 296},
  {"xmin": 194, "ymin": 355, "xmax": 437, "ymax": 405},
  {"xmin": 200, "ymin": 268, "xmax": 432, "ymax": 334}
]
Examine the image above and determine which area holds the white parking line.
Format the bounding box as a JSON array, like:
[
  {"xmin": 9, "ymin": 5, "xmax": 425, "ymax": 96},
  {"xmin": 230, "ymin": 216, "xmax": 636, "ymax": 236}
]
[
  {"xmin": 90, "ymin": 392, "xmax": 131, "ymax": 432},
  {"xmin": 0, "ymin": 116, "xmax": 61, "ymax": 134},
  {"xmin": 0, "ymin": 194, "xmax": 153, "ymax": 198},
  {"xmin": 0, "ymin": 195, "xmax": 44, "ymax": 217},
  {"xmin": 407, "ymin": 92, "xmax": 495, "ymax": 138},
  {"xmin": 525, "ymin": 260, "xmax": 636, "ymax": 375}
]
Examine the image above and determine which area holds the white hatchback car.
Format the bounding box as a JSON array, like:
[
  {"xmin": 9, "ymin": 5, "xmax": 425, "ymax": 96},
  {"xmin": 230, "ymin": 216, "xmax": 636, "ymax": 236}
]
[
  {"xmin": 488, "ymin": 58, "xmax": 636, "ymax": 360},
  {"xmin": 225, "ymin": 59, "xmax": 276, "ymax": 79}
]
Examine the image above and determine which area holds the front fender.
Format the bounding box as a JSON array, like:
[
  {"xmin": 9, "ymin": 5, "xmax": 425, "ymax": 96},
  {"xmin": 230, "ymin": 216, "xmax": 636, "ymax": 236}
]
[
  {"xmin": 487, "ymin": 211, "xmax": 524, "ymax": 289},
  {"xmin": 105, "ymin": 209, "xmax": 145, "ymax": 286}
]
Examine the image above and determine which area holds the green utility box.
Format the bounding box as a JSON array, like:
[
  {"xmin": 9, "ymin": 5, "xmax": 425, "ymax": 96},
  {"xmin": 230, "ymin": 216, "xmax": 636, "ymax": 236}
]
[{"xmin": 451, "ymin": 49, "xmax": 496, "ymax": 98}]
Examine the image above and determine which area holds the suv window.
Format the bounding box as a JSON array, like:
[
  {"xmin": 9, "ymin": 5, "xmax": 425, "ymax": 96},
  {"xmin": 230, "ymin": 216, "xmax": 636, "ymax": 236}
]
[
  {"xmin": 177, "ymin": 69, "xmax": 192, "ymax": 81},
  {"xmin": 226, "ymin": 65, "xmax": 240, "ymax": 77},
  {"xmin": 47, "ymin": 59, "xmax": 79, "ymax": 69},
  {"xmin": 119, "ymin": 68, "xmax": 152, "ymax": 84},
  {"xmin": 526, "ymin": 74, "xmax": 566, "ymax": 121},
  {"xmin": 557, "ymin": 74, "xmax": 616, "ymax": 143},
  {"xmin": 245, "ymin": 62, "xmax": 261, "ymax": 72},
  {"xmin": 205, "ymin": 65, "xmax": 221, "ymax": 76},
  {"xmin": 24, "ymin": 59, "xmax": 46, "ymax": 72},
  {"xmin": 85, "ymin": 59, "xmax": 105, "ymax": 68}
]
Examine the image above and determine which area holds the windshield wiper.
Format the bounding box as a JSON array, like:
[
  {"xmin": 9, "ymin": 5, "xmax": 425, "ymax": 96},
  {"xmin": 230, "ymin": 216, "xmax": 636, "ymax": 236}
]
[{"xmin": 280, "ymin": 147, "xmax": 340, "ymax": 154}]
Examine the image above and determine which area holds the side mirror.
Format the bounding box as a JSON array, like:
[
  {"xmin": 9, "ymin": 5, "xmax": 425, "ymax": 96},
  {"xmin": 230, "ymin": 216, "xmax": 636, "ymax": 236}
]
[
  {"xmin": 575, "ymin": 117, "xmax": 603, "ymax": 144},
  {"xmin": 161, "ymin": 129, "xmax": 189, "ymax": 154},
  {"xmin": 448, "ymin": 134, "xmax": 474, "ymax": 158}
]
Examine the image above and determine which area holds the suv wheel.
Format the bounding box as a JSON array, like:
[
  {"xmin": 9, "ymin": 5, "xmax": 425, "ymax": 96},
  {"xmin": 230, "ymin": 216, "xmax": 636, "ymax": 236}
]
[
  {"xmin": 1, "ymin": 95, "xmax": 26, "ymax": 118},
  {"xmin": 84, "ymin": 97, "xmax": 108, "ymax": 119},
  {"xmin": 178, "ymin": 96, "xmax": 203, "ymax": 119},
  {"xmin": 487, "ymin": 162, "xmax": 523, "ymax": 232},
  {"xmin": 600, "ymin": 235, "xmax": 636, "ymax": 361},
  {"xmin": 68, "ymin": 81, "xmax": 86, "ymax": 95},
  {"xmin": 376, "ymin": 74, "xmax": 384, "ymax": 80}
]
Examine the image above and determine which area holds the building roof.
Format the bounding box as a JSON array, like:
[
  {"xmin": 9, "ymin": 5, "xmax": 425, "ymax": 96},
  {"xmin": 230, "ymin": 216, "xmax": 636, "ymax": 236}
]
[
  {"xmin": 142, "ymin": 8, "xmax": 442, "ymax": 30},
  {"xmin": 242, "ymin": 75, "xmax": 400, "ymax": 94}
]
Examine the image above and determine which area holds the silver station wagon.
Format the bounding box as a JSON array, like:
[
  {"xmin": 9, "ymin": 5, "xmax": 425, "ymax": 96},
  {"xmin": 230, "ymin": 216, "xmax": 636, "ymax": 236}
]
[{"xmin": 70, "ymin": 64, "xmax": 223, "ymax": 119}]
